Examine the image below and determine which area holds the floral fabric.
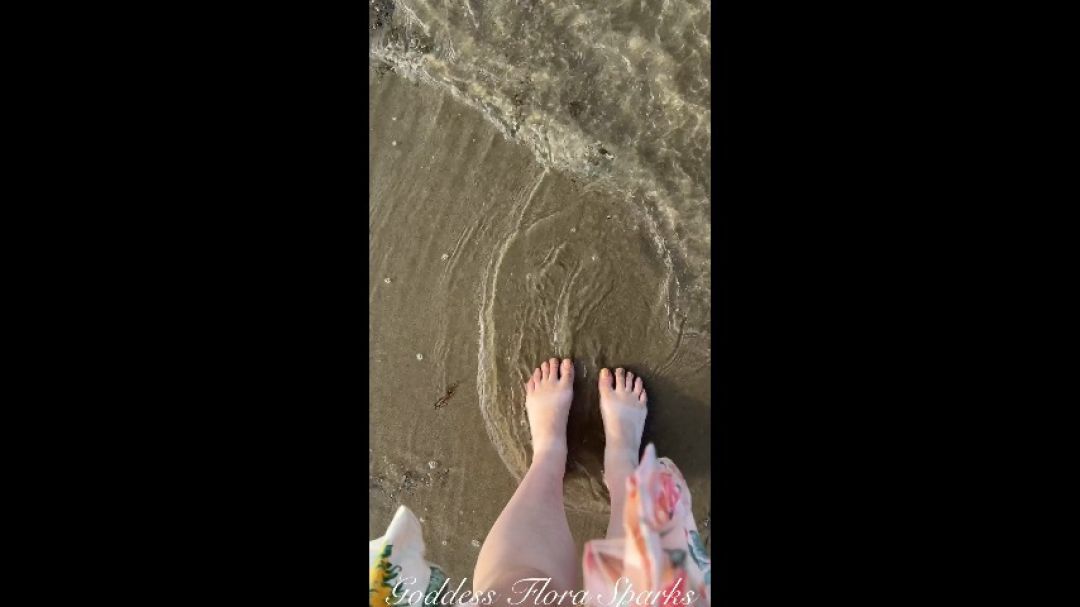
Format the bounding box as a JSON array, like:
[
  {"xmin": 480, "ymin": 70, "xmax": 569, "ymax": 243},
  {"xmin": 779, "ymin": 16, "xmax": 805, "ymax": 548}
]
[
  {"xmin": 582, "ymin": 444, "xmax": 710, "ymax": 606},
  {"xmin": 369, "ymin": 444, "xmax": 710, "ymax": 607},
  {"xmin": 370, "ymin": 506, "xmax": 448, "ymax": 607}
]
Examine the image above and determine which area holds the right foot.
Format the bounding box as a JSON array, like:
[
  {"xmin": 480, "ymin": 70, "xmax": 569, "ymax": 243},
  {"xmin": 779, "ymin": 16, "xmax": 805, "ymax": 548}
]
[
  {"xmin": 599, "ymin": 367, "xmax": 648, "ymax": 469},
  {"xmin": 524, "ymin": 358, "xmax": 575, "ymax": 455}
]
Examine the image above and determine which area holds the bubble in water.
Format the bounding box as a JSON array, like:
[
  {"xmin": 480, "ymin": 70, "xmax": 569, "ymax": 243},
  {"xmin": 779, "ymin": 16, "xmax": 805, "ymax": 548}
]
[{"xmin": 416, "ymin": 353, "xmax": 424, "ymax": 361}]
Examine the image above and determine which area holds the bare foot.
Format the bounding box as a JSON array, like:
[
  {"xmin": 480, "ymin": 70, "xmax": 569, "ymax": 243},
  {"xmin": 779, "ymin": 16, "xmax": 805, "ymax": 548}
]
[
  {"xmin": 599, "ymin": 367, "xmax": 648, "ymax": 472},
  {"xmin": 524, "ymin": 358, "xmax": 574, "ymax": 456}
]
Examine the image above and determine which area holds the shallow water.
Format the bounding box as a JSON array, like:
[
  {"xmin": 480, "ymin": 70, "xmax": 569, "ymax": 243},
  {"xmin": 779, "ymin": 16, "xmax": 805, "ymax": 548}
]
[
  {"xmin": 369, "ymin": 0, "xmax": 711, "ymax": 575},
  {"xmin": 370, "ymin": 0, "xmax": 711, "ymax": 329}
]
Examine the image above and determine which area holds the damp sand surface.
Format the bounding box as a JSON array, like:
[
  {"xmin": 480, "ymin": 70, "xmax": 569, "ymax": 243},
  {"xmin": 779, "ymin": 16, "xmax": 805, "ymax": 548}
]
[
  {"xmin": 369, "ymin": 69, "xmax": 710, "ymax": 581},
  {"xmin": 369, "ymin": 0, "xmax": 711, "ymax": 581}
]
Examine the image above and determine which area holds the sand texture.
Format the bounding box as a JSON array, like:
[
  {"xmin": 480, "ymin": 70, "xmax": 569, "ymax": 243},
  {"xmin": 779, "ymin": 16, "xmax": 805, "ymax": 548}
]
[{"xmin": 370, "ymin": 68, "xmax": 710, "ymax": 581}]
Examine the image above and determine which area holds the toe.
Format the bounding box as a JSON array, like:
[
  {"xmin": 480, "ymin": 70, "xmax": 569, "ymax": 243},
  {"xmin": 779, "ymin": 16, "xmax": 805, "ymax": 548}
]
[
  {"xmin": 599, "ymin": 368, "xmax": 613, "ymax": 392},
  {"xmin": 541, "ymin": 361, "xmax": 550, "ymax": 379},
  {"xmin": 525, "ymin": 379, "xmax": 534, "ymax": 392},
  {"xmin": 533, "ymin": 367, "xmax": 543, "ymax": 384},
  {"xmin": 615, "ymin": 368, "xmax": 625, "ymax": 390},
  {"xmin": 560, "ymin": 358, "xmax": 574, "ymax": 383},
  {"xmin": 633, "ymin": 377, "xmax": 643, "ymax": 395},
  {"xmin": 549, "ymin": 358, "xmax": 560, "ymax": 381},
  {"xmin": 639, "ymin": 389, "xmax": 647, "ymax": 404},
  {"xmin": 625, "ymin": 371, "xmax": 635, "ymax": 390}
]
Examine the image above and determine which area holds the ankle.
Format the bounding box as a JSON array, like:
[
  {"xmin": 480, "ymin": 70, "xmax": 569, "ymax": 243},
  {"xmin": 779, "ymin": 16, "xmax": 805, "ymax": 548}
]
[
  {"xmin": 604, "ymin": 445, "xmax": 639, "ymax": 470},
  {"xmin": 532, "ymin": 441, "xmax": 568, "ymax": 465},
  {"xmin": 604, "ymin": 449, "xmax": 638, "ymax": 486}
]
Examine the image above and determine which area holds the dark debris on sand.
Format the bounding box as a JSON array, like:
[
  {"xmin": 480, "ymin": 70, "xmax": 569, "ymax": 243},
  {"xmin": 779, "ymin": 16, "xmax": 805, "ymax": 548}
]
[{"xmin": 433, "ymin": 382, "xmax": 460, "ymax": 409}]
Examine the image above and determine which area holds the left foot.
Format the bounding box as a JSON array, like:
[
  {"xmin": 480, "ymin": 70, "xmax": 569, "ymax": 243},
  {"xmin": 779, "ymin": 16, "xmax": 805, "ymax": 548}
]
[{"xmin": 524, "ymin": 358, "xmax": 574, "ymax": 455}]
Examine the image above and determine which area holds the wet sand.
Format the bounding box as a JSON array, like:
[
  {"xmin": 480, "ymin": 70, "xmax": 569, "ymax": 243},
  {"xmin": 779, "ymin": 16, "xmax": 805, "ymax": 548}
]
[{"xmin": 369, "ymin": 66, "xmax": 710, "ymax": 582}]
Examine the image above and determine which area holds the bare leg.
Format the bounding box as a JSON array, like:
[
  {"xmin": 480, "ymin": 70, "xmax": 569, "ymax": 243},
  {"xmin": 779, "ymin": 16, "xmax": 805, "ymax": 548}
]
[
  {"xmin": 599, "ymin": 367, "xmax": 648, "ymax": 539},
  {"xmin": 474, "ymin": 358, "xmax": 578, "ymax": 604}
]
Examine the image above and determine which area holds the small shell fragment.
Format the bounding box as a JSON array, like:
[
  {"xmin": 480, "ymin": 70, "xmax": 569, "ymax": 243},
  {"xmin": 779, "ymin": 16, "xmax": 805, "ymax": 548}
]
[
  {"xmin": 416, "ymin": 353, "xmax": 424, "ymax": 361},
  {"xmin": 428, "ymin": 460, "xmax": 438, "ymax": 469},
  {"xmin": 471, "ymin": 539, "xmax": 481, "ymax": 548}
]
